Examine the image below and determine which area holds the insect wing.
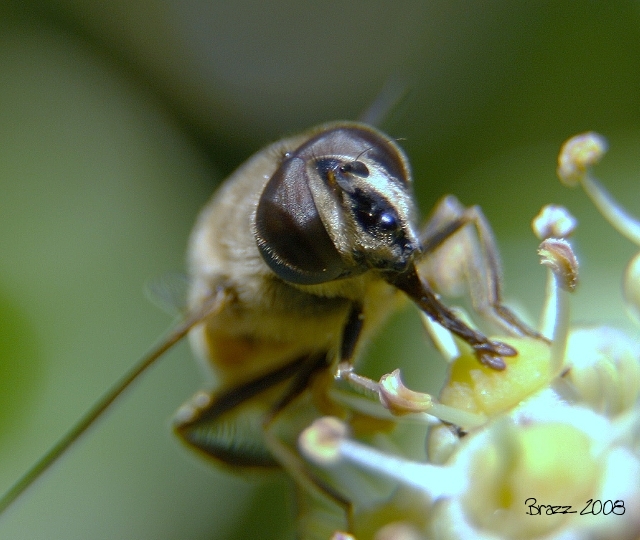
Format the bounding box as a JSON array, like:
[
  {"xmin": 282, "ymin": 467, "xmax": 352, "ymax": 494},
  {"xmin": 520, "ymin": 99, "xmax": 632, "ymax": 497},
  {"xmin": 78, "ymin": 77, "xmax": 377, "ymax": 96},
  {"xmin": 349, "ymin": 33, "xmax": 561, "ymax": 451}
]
[{"xmin": 144, "ymin": 272, "xmax": 192, "ymax": 317}]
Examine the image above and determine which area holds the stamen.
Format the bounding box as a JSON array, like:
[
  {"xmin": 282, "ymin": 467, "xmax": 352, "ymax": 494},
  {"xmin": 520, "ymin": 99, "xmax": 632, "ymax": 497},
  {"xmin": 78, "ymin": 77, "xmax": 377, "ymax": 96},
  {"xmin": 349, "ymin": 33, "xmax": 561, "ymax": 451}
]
[
  {"xmin": 419, "ymin": 312, "xmax": 460, "ymax": 363},
  {"xmin": 557, "ymin": 132, "xmax": 607, "ymax": 186},
  {"xmin": 330, "ymin": 532, "xmax": 356, "ymax": 540},
  {"xmin": 339, "ymin": 367, "xmax": 486, "ymax": 429},
  {"xmin": 298, "ymin": 416, "xmax": 349, "ymax": 466},
  {"xmin": 557, "ymin": 132, "xmax": 640, "ymax": 245},
  {"xmin": 538, "ymin": 238, "xmax": 579, "ymax": 293},
  {"xmin": 582, "ymin": 174, "xmax": 640, "ymax": 245},
  {"xmin": 531, "ymin": 204, "xmax": 577, "ymax": 240},
  {"xmin": 623, "ymin": 252, "xmax": 640, "ymax": 325},
  {"xmin": 378, "ymin": 369, "xmax": 433, "ymax": 414},
  {"xmin": 538, "ymin": 238, "xmax": 579, "ymax": 373},
  {"xmin": 300, "ymin": 418, "xmax": 467, "ymax": 501}
]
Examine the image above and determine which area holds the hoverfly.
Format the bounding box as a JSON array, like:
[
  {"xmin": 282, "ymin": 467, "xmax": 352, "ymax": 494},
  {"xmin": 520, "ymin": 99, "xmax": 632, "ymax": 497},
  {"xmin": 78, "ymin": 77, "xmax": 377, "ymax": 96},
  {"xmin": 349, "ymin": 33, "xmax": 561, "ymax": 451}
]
[{"xmin": 0, "ymin": 121, "xmax": 538, "ymax": 537}]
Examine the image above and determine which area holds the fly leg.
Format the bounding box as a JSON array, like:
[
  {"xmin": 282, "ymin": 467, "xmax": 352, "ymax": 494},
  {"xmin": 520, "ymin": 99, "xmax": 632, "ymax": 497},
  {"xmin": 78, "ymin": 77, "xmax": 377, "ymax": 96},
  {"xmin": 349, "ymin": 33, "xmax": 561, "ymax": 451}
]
[
  {"xmin": 261, "ymin": 352, "xmax": 355, "ymax": 535},
  {"xmin": 174, "ymin": 349, "xmax": 354, "ymax": 533},
  {"xmin": 265, "ymin": 303, "xmax": 367, "ymax": 534},
  {"xmin": 418, "ymin": 195, "xmax": 542, "ymax": 340}
]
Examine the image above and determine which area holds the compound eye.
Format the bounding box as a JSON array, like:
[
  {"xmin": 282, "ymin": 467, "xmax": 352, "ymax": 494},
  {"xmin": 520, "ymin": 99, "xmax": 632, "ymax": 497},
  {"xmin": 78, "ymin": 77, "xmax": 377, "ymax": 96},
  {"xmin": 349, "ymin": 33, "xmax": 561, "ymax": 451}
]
[{"xmin": 254, "ymin": 157, "xmax": 348, "ymax": 285}]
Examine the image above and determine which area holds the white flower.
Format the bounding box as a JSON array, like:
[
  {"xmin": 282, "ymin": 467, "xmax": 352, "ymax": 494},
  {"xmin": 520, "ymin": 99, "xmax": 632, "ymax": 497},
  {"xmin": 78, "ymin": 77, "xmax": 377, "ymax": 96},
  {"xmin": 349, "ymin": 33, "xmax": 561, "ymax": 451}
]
[{"xmin": 298, "ymin": 133, "xmax": 640, "ymax": 540}]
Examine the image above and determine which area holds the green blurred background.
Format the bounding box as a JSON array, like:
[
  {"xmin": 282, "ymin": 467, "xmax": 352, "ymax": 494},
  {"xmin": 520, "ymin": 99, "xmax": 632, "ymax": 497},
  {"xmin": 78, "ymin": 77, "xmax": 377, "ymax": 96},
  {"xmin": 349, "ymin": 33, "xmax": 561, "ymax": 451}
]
[{"xmin": 1, "ymin": 2, "xmax": 640, "ymax": 539}]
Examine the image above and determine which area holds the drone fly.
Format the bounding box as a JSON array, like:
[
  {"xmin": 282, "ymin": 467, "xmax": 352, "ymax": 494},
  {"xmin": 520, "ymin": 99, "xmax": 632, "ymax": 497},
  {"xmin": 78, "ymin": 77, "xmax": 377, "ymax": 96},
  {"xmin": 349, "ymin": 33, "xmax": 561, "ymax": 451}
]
[{"xmin": 0, "ymin": 121, "xmax": 537, "ymax": 532}]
